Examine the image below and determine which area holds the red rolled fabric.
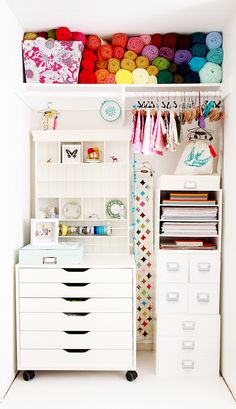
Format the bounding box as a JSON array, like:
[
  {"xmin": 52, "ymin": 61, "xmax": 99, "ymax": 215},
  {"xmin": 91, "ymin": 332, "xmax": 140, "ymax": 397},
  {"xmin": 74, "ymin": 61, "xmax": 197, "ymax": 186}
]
[
  {"xmin": 177, "ymin": 34, "xmax": 192, "ymax": 50},
  {"xmin": 112, "ymin": 33, "xmax": 128, "ymax": 49},
  {"xmin": 95, "ymin": 60, "xmax": 108, "ymax": 70},
  {"xmin": 37, "ymin": 32, "xmax": 47, "ymax": 39},
  {"xmin": 81, "ymin": 58, "xmax": 95, "ymax": 71},
  {"xmin": 86, "ymin": 35, "xmax": 101, "ymax": 51},
  {"xmin": 151, "ymin": 33, "xmax": 163, "ymax": 48},
  {"xmin": 71, "ymin": 32, "xmax": 86, "ymax": 44},
  {"xmin": 163, "ymin": 33, "xmax": 179, "ymax": 50},
  {"xmin": 105, "ymin": 73, "xmax": 116, "ymax": 83},
  {"xmin": 82, "ymin": 48, "xmax": 97, "ymax": 62},
  {"xmin": 127, "ymin": 36, "xmax": 145, "ymax": 55},
  {"xmin": 56, "ymin": 27, "xmax": 72, "ymax": 41},
  {"xmin": 113, "ymin": 46, "xmax": 125, "ymax": 60},
  {"xmin": 79, "ymin": 69, "xmax": 96, "ymax": 84},
  {"xmin": 97, "ymin": 44, "xmax": 113, "ymax": 61}
]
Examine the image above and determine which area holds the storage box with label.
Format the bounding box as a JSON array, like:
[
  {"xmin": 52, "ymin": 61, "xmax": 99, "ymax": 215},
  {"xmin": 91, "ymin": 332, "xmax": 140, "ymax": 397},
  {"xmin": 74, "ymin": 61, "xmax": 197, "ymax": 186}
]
[{"xmin": 19, "ymin": 243, "xmax": 83, "ymax": 265}]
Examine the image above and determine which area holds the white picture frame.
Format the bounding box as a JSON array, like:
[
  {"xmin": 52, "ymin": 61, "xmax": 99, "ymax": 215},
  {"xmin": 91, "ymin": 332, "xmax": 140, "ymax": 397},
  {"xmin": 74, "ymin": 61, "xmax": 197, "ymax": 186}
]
[
  {"xmin": 31, "ymin": 219, "xmax": 59, "ymax": 246},
  {"xmin": 61, "ymin": 143, "xmax": 81, "ymax": 163}
]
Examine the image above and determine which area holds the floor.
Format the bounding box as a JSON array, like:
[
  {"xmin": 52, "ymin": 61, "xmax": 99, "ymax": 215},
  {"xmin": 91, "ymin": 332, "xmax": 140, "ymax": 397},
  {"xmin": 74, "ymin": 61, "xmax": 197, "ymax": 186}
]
[{"xmin": 1, "ymin": 352, "xmax": 236, "ymax": 409}]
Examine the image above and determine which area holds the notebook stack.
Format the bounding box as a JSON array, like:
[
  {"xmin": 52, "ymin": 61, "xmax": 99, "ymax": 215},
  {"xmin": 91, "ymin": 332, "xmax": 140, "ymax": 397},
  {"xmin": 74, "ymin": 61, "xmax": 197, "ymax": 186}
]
[
  {"xmin": 160, "ymin": 240, "xmax": 217, "ymax": 250},
  {"xmin": 161, "ymin": 222, "xmax": 218, "ymax": 236},
  {"xmin": 161, "ymin": 206, "xmax": 218, "ymax": 220},
  {"xmin": 162, "ymin": 192, "xmax": 216, "ymax": 205}
]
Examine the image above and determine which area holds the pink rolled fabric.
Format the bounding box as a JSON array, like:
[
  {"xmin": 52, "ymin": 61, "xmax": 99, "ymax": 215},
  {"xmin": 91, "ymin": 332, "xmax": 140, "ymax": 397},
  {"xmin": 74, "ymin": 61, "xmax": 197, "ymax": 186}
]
[
  {"xmin": 105, "ymin": 73, "xmax": 116, "ymax": 83},
  {"xmin": 127, "ymin": 36, "xmax": 145, "ymax": 55},
  {"xmin": 142, "ymin": 44, "xmax": 159, "ymax": 61},
  {"xmin": 159, "ymin": 47, "xmax": 175, "ymax": 61},
  {"xmin": 140, "ymin": 34, "xmax": 151, "ymax": 45},
  {"xmin": 174, "ymin": 49, "xmax": 192, "ymax": 65}
]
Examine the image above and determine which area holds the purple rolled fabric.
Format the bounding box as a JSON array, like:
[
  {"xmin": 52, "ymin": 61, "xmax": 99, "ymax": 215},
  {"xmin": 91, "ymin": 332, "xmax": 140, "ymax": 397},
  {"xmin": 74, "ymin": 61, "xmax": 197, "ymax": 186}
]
[
  {"xmin": 159, "ymin": 47, "xmax": 175, "ymax": 61},
  {"xmin": 174, "ymin": 49, "xmax": 192, "ymax": 65},
  {"xmin": 141, "ymin": 44, "xmax": 159, "ymax": 60}
]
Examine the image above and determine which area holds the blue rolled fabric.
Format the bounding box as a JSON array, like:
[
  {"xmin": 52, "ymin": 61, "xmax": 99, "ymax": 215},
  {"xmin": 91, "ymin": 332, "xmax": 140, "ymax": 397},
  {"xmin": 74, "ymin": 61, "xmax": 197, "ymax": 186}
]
[
  {"xmin": 206, "ymin": 32, "xmax": 222, "ymax": 49},
  {"xmin": 199, "ymin": 62, "xmax": 222, "ymax": 83},
  {"xmin": 188, "ymin": 57, "xmax": 206, "ymax": 72},
  {"xmin": 206, "ymin": 48, "xmax": 223, "ymax": 64},
  {"xmin": 192, "ymin": 32, "xmax": 206, "ymax": 45},
  {"xmin": 190, "ymin": 44, "xmax": 208, "ymax": 58},
  {"xmin": 184, "ymin": 71, "xmax": 200, "ymax": 83},
  {"xmin": 178, "ymin": 62, "xmax": 191, "ymax": 75}
]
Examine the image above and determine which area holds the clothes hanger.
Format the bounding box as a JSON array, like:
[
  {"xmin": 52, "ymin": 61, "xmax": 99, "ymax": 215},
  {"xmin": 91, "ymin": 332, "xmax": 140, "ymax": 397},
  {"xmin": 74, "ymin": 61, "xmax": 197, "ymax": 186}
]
[{"xmin": 136, "ymin": 161, "xmax": 154, "ymax": 176}]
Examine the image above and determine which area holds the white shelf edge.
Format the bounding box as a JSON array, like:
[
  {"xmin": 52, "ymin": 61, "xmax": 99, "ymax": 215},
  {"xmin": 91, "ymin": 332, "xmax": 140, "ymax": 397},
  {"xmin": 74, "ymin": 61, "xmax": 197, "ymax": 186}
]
[{"xmin": 159, "ymin": 219, "xmax": 219, "ymax": 222}]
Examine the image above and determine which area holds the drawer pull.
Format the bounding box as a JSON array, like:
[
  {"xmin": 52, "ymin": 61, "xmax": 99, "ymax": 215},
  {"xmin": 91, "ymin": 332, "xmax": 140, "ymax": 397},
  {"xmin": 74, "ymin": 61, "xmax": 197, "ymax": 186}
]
[
  {"xmin": 182, "ymin": 321, "xmax": 195, "ymax": 331},
  {"xmin": 197, "ymin": 293, "xmax": 210, "ymax": 303},
  {"xmin": 167, "ymin": 262, "xmax": 180, "ymax": 272},
  {"xmin": 184, "ymin": 181, "xmax": 197, "ymax": 189},
  {"xmin": 63, "ymin": 312, "xmax": 90, "ymax": 316},
  {"xmin": 182, "ymin": 340, "xmax": 195, "ymax": 350},
  {"xmin": 64, "ymin": 331, "xmax": 90, "ymax": 335},
  {"xmin": 43, "ymin": 256, "xmax": 57, "ymax": 264},
  {"xmin": 182, "ymin": 360, "xmax": 194, "ymax": 369},
  {"xmin": 62, "ymin": 283, "xmax": 90, "ymax": 287},
  {"xmin": 198, "ymin": 263, "xmax": 210, "ymax": 272},
  {"xmin": 166, "ymin": 292, "xmax": 179, "ymax": 302},
  {"xmin": 63, "ymin": 268, "xmax": 90, "ymax": 272},
  {"xmin": 64, "ymin": 349, "xmax": 90, "ymax": 353},
  {"xmin": 63, "ymin": 298, "xmax": 90, "ymax": 302}
]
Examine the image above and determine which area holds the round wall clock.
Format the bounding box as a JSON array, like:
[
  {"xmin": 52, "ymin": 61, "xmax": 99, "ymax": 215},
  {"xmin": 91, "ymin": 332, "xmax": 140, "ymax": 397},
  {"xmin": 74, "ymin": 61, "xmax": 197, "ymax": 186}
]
[{"xmin": 100, "ymin": 100, "xmax": 121, "ymax": 121}]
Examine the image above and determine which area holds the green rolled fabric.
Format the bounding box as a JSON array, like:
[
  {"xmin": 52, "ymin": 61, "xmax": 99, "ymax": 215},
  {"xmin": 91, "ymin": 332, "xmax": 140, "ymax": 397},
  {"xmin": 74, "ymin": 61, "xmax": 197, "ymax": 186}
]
[
  {"xmin": 169, "ymin": 62, "xmax": 178, "ymax": 73},
  {"xmin": 173, "ymin": 73, "xmax": 184, "ymax": 83},
  {"xmin": 47, "ymin": 29, "xmax": 56, "ymax": 39},
  {"xmin": 206, "ymin": 48, "xmax": 223, "ymax": 64},
  {"xmin": 157, "ymin": 70, "xmax": 173, "ymax": 83},
  {"xmin": 152, "ymin": 56, "xmax": 170, "ymax": 71}
]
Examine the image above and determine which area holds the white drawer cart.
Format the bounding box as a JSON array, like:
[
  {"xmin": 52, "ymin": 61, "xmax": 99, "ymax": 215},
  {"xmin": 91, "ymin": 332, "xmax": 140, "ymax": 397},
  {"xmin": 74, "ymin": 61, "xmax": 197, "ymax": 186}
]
[
  {"xmin": 16, "ymin": 255, "xmax": 137, "ymax": 381},
  {"xmin": 156, "ymin": 175, "xmax": 222, "ymax": 377}
]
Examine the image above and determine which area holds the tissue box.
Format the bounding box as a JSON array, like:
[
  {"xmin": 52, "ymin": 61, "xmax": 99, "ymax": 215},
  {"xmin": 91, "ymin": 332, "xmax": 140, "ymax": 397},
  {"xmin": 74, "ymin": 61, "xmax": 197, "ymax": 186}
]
[
  {"xmin": 19, "ymin": 242, "xmax": 84, "ymax": 265},
  {"xmin": 22, "ymin": 38, "xmax": 84, "ymax": 83}
]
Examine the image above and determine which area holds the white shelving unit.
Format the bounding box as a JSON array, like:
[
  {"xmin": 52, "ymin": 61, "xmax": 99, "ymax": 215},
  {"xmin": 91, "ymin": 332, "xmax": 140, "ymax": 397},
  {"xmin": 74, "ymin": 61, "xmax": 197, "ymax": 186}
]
[{"xmin": 33, "ymin": 130, "xmax": 131, "ymax": 254}]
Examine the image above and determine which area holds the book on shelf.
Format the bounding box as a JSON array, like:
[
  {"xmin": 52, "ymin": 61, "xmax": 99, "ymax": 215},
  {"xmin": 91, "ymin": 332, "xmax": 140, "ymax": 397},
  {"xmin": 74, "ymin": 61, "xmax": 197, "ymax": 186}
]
[
  {"xmin": 175, "ymin": 240, "xmax": 203, "ymax": 247},
  {"xmin": 170, "ymin": 193, "xmax": 208, "ymax": 200},
  {"xmin": 160, "ymin": 242, "xmax": 216, "ymax": 250},
  {"xmin": 162, "ymin": 200, "xmax": 216, "ymax": 205}
]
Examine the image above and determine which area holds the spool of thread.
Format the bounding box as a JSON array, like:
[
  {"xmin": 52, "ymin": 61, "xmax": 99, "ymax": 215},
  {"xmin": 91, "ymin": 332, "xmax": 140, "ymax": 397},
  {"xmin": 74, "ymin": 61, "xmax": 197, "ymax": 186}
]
[
  {"xmin": 97, "ymin": 44, "xmax": 113, "ymax": 61},
  {"xmin": 157, "ymin": 70, "xmax": 173, "ymax": 83},
  {"xmin": 147, "ymin": 65, "xmax": 159, "ymax": 76},
  {"xmin": 177, "ymin": 34, "xmax": 192, "ymax": 50},
  {"xmin": 192, "ymin": 32, "xmax": 206, "ymax": 45},
  {"xmin": 148, "ymin": 75, "xmax": 157, "ymax": 84},
  {"xmin": 81, "ymin": 59, "xmax": 95, "ymax": 71},
  {"xmin": 108, "ymin": 58, "xmax": 121, "ymax": 73},
  {"xmin": 159, "ymin": 47, "xmax": 175, "ymax": 61},
  {"xmin": 190, "ymin": 44, "xmax": 208, "ymax": 58},
  {"xmin": 163, "ymin": 33, "xmax": 179, "ymax": 49},
  {"xmin": 112, "ymin": 33, "xmax": 128, "ymax": 48},
  {"xmin": 174, "ymin": 49, "xmax": 192, "ymax": 65},
  {"xmin": 142, "ymin": 45, "xmax": 159, "ymax": 60},
  {"xmin": 173, "ymin": 73, "xmax": 184, "ymax": 83},
  {"xmin": 121, "ymin": 58, "xmax": 136, "ymax": 71},
  {"xmin": 95, "ymin": 69, "xmax": 109, "ymax": 83},
  {"xmin": 115, "ymin": 69, "xmax": 133, "ymax": 84},
  {"xmin": 206, "ymin": 48, "xmax": 223, "ymax": 64},
  {"xmin": 124, "ymin": 50, "xmax": 137, "ymax": 60},
  {"xmin": 132, "ymin": 68, "xmax": 149, "ymax": 84},
  {"xmin": 79, "ymin": 69, "xmax": 96, "ymax": 84},
  {"xmin": 169, "ymin": 62, "xmax": 178, "ymax": 73},
  {"xmin": 206, "ymin": 32, "xmax": 222, "ymax": 49},
  {"xmin": 24, "ymin": 32, "xmax": 38, "ymax": 40},
  {"xmin": 86, "ymin": 35, "xmax": 101, "ymax": 51},
  {"xmin": 152, "ymin": 56, "xmax": 170, "ymax": 71},
  {"xmin": 188, "ymin": 57, "xmax": 206, "ymax": 72},
  {"xmin": 140, "ymin": 34, "xmax": 151, "ymax": 45},
  {"xmin": 184, "ymin": 71, "xmax": 200, "ymax": 83},
  {"xmin": 199, "ymin": 62, "xmax": 222, "ymax": 83},
  {"xmin": 151, "ymin": 33, "xmax": 163, "ymax": 48},
  {"xmin": 96, "ymin": 60, "xmax": 108, "ymax": 70},
  {"xmin": 136, "ymin": 56, "xmax": 149, "ymax": 69},
  {"xmin": 113, "ymin": 46, "xmax": 125, "ymax": 60},
  {"xmin": 127, "ymin": 36, "xmax": 145, "ymax": 55},
  {"xmin": 178, "ymin": 62, "xmax": 191, "ymax": 75},
  {"xmin": 105, "ymin": 73, "xmax": 116, "ymax": 83},
  {"xmin": 47, "ymin": 29, "xmax": 56, "ymax": 39}
]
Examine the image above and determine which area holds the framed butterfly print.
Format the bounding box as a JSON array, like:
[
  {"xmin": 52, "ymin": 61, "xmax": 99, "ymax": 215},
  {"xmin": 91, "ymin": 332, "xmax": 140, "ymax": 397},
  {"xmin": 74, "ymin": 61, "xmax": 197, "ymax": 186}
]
[{"xmin": 61, "ymin": 143, "xmax": 81, "ymax": 164}]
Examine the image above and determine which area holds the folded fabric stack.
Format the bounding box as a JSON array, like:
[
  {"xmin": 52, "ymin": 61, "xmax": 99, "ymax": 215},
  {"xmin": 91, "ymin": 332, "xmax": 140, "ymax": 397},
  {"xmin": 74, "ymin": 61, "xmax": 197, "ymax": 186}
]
[
  {"xmin": 160, "ymin": 240, "xmax": 216, "ymax": 250},
  {"xmin": 162, "ymin": 192, "xmax": 216, "ymax": 205},
  {"xmin": 161, "ymin": 206, "xmax": 218, "ymax": 220},
  {"xmin": 161, "ymin": 222, "xmax": 218, "ymax": 235}
]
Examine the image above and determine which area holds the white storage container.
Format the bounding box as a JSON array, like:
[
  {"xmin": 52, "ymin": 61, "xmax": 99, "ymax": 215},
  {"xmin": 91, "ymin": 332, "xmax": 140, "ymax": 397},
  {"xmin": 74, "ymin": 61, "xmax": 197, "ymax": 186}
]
[{"xmin": 19, "ymin": 243, "xmax": 83, "ymax": 265}]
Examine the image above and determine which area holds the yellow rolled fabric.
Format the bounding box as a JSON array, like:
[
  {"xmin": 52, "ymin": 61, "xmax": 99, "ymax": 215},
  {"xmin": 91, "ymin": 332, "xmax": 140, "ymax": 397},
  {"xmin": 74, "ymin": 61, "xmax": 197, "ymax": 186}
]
[
  {"xmin": 108, "ymin": 58, "xmax": 120, "ymax": 73},
  {"xmin": 24, "ymin": 32, "xmax": 38, "ymax": 40},
  {"xmin": 115, "ymin": 69, "xmax": 133, "ymax": 84},
  {"xmin": 132, "ymin": 68, "xmax": 149, "ymax": 84},
  {"xmin": 148, "ymin": 75, "xmax": 157, "ymax": 84},
  {"xmin": 121, "ymin": 58, "xmax": 136, "ymax": 72},
  {"xmin": 136, "ymin": 56, "xmax": 149, "ymax": 69},
  {"xmin": 124, "ymin": 50, "xmax": 137, "ymax": 60},
  {"xmin": 147, "ymin": 65, "xmax": 159, "ymax": 76}
]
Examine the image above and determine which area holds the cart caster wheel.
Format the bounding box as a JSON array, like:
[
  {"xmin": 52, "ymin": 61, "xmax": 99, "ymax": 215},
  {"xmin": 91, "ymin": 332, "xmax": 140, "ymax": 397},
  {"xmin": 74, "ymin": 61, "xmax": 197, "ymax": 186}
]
[
  {"xmin": 23, "ymin": 370, "xmax": 35, "ymax": 381},
  {"xmin": 126, "ymin": 370, "xmax": 138, "ymax": 382}
]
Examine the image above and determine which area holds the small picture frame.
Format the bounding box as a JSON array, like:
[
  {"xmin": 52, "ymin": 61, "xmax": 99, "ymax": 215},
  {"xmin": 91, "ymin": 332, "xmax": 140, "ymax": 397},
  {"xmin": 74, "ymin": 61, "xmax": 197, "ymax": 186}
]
[
  {"xmin": 31, "ymin": 219, "xmax": 59, "ymax": 246},
  {"xmin": 61, "ymin": 143, "xmax": 81, "ymax": 164}
]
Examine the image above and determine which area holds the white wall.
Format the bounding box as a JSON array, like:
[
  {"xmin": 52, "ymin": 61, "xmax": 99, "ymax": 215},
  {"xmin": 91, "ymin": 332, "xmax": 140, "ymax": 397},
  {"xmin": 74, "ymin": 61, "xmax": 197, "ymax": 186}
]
[
  {"xmin": 0, "ymin": 0, "xmax": 31, "ymax": 400},
  {"xmin": 221, "ymin": 10, "xmax": 236, "ymax": 397}
]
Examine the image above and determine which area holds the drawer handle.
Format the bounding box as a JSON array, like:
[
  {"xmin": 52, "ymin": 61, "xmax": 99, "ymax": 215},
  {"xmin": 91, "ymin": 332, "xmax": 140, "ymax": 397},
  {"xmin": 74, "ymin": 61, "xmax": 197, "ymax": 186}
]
[
  {"xmin": 62, "ymin": 283, "xmax": 90, "ymax": 287},
  {"xmin": 43, "ymin": 256, "xmax": 57, "ymax": 264},
  {"xmin": 182, "ymin": 321, "xmax": 195, "ymax": 331},
  {"xmin": 63, "ymin": 298, "xmax": 90, "ymax": 302},
  {"xmin": 198, "ymin": 263, "xmax": 211, "ymax": 272},
  {"xmin": 166, "ymin": 292, "xmax": 179, "ymax": 302},
  {"xmin": 63, "ymin": 312, "xmax": 90, "ymax": 316},
  {"xmin": 167, "ymin": 262, "xmax": 180, "ymax": 272},
  {"xmin": 63, "ymin": 268, "xmax": 90, "ymax": 272},
  {"xmin": 64, "ymin": 349, "xmax": 90, "ymax": 353},
  {"xmin": 64, "ymin": 331, "xmax": 90, "ymax": 335},
  {"xmin": 182, "ymin": 340, "xmax": 195, "ymax": 350},
  {"xmin": 197, "ymin": 293, "xmax": 210, "ymax": 303},
  {"xmin": 182, "ymin": 360, "xmax": 194, "ymax": 369},
  {"xmin": 184, "ymin": 181, "xmax": 197, "ymax": 189}
]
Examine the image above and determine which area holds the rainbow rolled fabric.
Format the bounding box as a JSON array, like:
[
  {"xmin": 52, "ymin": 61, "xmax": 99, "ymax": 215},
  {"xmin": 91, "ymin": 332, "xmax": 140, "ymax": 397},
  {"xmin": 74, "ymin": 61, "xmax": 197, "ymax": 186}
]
[
  {"xmin": 148, "ymin": 75, "xmax": 157, "ymax": 84},
  {"xmin": 192, "ymin": 32, "xmax": 206, "ymax": 45},
  {"xmin": 115, "ymin": 69, "xmax": 133, "ymax": 84},
  {"xmin": 206, "ymin": 48, "xmax": 223, "ymax": 64},
  {"xmin": 163, "ymin": 33, "xmax": 179, "ymax": 49},
  {"xmin": 184, "ymin": 71, "xmax": 200, "ymax": 83},
  {"xmin": 190, "ymin": 44, "xmax": 208, "ymax": 58},
  {"xmin": 140, "ymin": 34, "xmax": 151, "ymax": 45},
  {"xmin": 124, "ymin": 50, "xmax": 137, "ymax": 61},
  {"xmin": 142, "ymin": 45, "xmax": 159, "ymax": 61},
  {"xmin": 127, "ymin": 36, "xmax": 145, "ymax": 55},
  {"xmin": 199, "ymin": 62, "xmax": 222, "ymax": 83},
  {"xmin": 136, "ymin": 56, "xmax": 149, "ymax": 69},
  {"xmin": 132, "ymin": 68, "xmax": 149, "ymax": 84},
  {"xmin": 173, "ymin": 74, "xmax": 184, "ymax": 83},
  {"xmin": 188, "ymin": 57, "xmax": 206, "ymax": 72},
  {"xmin": 105, "ymin": 73, "xmax": 116, "ymax": 84},
  {"xmin": 169, "ymin": 62, "xmax": 177, "ymax": 73},
  {"xmin": 152, "ymin": 56, "xmax": 170, "ymax": 71},
  {"xmin": 108, "ymin": 58, "xmax": 120, "ymax": 73},
  {"xmin": 178, "ymin": 62, "xmax": 191, "ymax": 75},
  {"xmin": 147, "ymin": 65, "xmax": 159, "ymax": 76},
  {"xmin": 174, "ymin": 49, "xmax": 192, "ymax": 65},
  {"xmin": 121, "ymin": 58, "xmax": 136, "ymax": 72},
  {"xmin": 159, "ymin": 47, "xmax": 175, "ymax": 61},
  {"xmin": 206, "ymin": 32, "xmax": 222, "ymax": 50},
  {"xmin": 157, "ymin": 70, "xmax": 173, "ymax": 83},
  {"xmin": 177, "ymin": 34, "xmax": 192, "ymax": 50}
]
